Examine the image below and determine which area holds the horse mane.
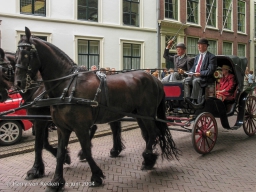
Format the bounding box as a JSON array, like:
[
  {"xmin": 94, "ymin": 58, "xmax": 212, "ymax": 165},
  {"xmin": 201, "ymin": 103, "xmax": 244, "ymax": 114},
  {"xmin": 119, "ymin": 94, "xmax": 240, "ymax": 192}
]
[{"xmin": 32, "ymin": 36, "xmax": 76, "ymax": 67}]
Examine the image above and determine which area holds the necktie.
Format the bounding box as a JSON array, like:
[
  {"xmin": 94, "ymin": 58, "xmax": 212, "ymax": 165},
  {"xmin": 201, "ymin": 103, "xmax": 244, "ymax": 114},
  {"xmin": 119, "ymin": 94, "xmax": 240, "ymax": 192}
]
[{"xmin": 196, "ymin": 54, "xmax": 203, "ymax": 73}]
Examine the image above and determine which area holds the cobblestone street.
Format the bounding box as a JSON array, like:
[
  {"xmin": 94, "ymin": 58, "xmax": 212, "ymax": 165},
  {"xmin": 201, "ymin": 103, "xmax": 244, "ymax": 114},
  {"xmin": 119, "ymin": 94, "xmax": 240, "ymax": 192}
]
[{"xmin": 0, "ymin": 118, "xmax": 256, "ymax": 192}]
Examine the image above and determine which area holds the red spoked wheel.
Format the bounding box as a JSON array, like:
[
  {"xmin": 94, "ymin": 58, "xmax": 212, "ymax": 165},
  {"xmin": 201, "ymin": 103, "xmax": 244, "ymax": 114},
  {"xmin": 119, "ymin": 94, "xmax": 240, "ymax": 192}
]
[
  {"xmin": 243, "ymin": 96, "xmax": 256, "ymax": 136},
  {"xmin": 192, "ymin": 112, "xmax": 218, "ymax": 154}
]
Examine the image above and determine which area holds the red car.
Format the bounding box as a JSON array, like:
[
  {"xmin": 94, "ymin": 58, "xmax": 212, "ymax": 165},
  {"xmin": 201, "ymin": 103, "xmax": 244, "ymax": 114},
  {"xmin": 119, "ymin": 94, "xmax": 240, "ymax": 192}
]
[{"xmin": 0, "ymin": 93, "xmax": 33, "ymax": 146}]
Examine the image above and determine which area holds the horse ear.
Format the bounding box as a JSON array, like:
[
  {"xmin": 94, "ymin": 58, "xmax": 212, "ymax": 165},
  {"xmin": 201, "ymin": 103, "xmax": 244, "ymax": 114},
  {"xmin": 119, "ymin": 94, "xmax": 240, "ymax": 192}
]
[
  {"xmin": 0, "ymin": 48, "xmax": 5, "ymax": 60},
  {"xmin": 25, "ymin": 27, "xmax": 31, "ymax": 41}
]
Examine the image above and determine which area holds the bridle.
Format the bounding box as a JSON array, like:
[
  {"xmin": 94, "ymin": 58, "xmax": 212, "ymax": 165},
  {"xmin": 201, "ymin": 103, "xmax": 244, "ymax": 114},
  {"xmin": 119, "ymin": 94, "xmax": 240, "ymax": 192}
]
[
  {"xmin": 0, "ymin": 57, "xmax": 14, "ymax": 81},
  {"xmin": 15, "ymin": 42, "xmax": 41, "ymax": 93}
]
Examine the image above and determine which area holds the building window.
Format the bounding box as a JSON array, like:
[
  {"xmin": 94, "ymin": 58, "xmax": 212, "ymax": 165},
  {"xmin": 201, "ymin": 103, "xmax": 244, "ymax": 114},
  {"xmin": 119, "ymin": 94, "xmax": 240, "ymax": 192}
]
[
  {"xmin": 20, "ymin": 0, "xmax": 46, "ymax": 16},
  {"xmin": 207, "ymin": 40, "xmax": 217, "ymax": 55},
  {"xmin": 187, "ymin": 0, "xmax": 198, "ymax": 24},
  {"xmin": 223, "ymin": 42, "xmax": 232, "ymax": 55},
  {"xmin": 123, "ymin": 0, "xmax": 140, "ymax": 27},
  {"xmin": 238, "ymin": 44, "xmax": 246, "ymax": 57},
  {"xmin": 78, "ymin": 0, "xmax": 98, "ymax": 21},
  {"xmin": 123, "ymin": 43, "xmax": 141, "ymax": 69},
  {"xmin": 78, "ymin": 40, "xmax": 100, "ymax": 69},
  {"xmin": 21, "ymin": 35, "xmax": 47, "ymax": 41},
  {"xmin": 165, "ymin": 0, "xmax": 178, "ymax": 20},
  {"xmin": 206, "ymin": 0, "xmax": 216, "ymax": 27},
  {"xmin": 223, "ymin": 0, "xmax": 232, "ymax": 30},
  {"xmin": 187, "ymin": 37, "xmax": 199, "ymax": 57},
  {"xmin": 237, "ymin": 0, "xmax": 245, "ymax": 33}
]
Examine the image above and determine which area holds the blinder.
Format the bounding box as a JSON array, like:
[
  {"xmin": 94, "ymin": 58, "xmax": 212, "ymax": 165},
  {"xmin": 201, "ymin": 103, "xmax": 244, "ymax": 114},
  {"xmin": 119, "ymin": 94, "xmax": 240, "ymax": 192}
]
[
  {"xmin": 0, "ymin": 58, "xmax": 14, "ymax": 80},
  {"xmin": 15, "ymin": 42, "xmax": 39, "ymax": 93}
]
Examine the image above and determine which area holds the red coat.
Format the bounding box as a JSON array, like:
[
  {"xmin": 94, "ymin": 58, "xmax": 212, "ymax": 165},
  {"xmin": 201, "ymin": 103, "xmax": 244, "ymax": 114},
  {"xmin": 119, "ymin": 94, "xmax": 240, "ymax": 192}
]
[{"xmin": 217, "ymin": 73, "xmax": 236, "ymax": 99}]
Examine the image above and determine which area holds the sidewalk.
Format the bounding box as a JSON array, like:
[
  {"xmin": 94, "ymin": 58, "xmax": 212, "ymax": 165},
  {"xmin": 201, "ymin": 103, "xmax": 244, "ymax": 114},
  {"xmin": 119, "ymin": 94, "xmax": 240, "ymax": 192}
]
[{"xmin": 0, "ymin": 121, "xmax": 138, "ymax": 158}]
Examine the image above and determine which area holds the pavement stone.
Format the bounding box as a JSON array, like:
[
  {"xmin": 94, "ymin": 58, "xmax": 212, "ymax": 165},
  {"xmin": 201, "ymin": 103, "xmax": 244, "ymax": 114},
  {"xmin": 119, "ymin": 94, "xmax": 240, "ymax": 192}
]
[
  {"xmin": 0, "ymin": 121, "xmax": 138, "ymax": 158},
  {"xmin": 0, "ymin": 117, "xmax": 256, "ymax": 191}
]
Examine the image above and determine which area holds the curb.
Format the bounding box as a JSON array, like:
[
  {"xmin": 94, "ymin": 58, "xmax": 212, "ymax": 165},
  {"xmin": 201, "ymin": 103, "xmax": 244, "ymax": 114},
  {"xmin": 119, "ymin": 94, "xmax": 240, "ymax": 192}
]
[{"xmin": 0, "ymin": 125, "xmax": 138, "ymax": 159}]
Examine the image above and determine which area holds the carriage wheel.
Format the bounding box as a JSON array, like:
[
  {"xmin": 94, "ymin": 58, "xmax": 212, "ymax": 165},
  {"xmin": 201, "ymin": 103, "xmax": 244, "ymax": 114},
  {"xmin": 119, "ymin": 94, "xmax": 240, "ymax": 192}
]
[
  {"xmin": 243, "ymin": 96, "xmax": 256, "ymax": 136},
  {"xmin": 192, "ymin": 112, "xmax": 218, "ymax": 154}
]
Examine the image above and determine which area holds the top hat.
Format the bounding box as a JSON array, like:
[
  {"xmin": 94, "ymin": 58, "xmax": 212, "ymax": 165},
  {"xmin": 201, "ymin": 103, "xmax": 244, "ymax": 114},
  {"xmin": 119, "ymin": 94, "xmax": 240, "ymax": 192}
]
[
  {"xmin": 197, "ymin": 38, "xmax": 209, "ymax": 46},
  {"xmin": 176, "ymin": 43, "xmax": 186, "ymax": 49}
]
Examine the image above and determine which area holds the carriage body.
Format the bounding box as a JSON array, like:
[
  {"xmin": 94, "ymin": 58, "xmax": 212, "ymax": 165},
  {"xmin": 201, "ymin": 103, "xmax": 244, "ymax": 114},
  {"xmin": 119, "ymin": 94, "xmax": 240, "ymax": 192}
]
[{"xmin": 163, "ymin": 55, "xmax": 256, "ymax": 154}]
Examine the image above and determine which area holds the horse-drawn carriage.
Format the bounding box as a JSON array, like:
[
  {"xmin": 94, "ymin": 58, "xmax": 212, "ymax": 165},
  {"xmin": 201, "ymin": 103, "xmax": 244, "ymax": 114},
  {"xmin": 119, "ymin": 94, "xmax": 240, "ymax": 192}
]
[
  {"xmin": 1, "ymin": 27, "xmax": 256, "ymax": 191},
  {"xmin": 163, "ymin": 55, "xmax": 256, "ymax": 154}
]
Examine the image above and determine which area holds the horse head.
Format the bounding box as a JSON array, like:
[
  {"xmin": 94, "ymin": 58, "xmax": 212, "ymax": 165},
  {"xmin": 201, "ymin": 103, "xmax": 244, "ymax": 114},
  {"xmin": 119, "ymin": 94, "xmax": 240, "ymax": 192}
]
[
  {"xmin": 15, "ymin": 27, "xmax": 42, "ymax": 93},
  {"xmin": 15, "ymin": 27, "xmax": 75, "ymax": 93},
  {"xmin": 0, "ymin": 48, "xmax": 14, "ymax": 102}
]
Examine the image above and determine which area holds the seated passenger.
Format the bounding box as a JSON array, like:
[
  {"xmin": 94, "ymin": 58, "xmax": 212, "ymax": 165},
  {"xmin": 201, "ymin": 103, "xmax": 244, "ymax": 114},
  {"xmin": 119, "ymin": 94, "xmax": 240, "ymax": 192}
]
[
  {"xmin": 185, "ymin": 38, "xmax": 217, "ymax": 104},
  {"xmin": 216, "ymin": 65, "xmax": 236, "ymax": 101},
  {"xmin": 161, "ymin": 68, "xmax": 176, "ymax": 82}
]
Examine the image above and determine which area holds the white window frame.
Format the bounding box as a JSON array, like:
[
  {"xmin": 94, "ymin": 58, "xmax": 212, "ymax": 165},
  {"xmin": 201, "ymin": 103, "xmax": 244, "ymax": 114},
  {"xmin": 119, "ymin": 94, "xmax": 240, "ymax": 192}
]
[
  {"xmin": 74, "ymin": 0, "xmax": 102, "ymax": 23},
  {"xmin": 17, "ymin": 0, "xmax": 50, "ymax": 17},
  {"xmin": 237, "ymin": 0, "xmax": 246, "ymax": 34},
  {"xmin": 16, "ymin": 30, "xmax": 52, "ymax": 47},
  {"xmin": 121, "ymin": 0, "xmax": 143, "ymax": 27},
  {"xmin": 74, "ymin": 35, "xmax": 104, "ymax": 67},
  {"xmin": 237, "ymin": 43, "xmax": 246, "ymax": 57},
  {"xmin": 222, "ymin": 0, "xmax": 233, "ymax": 32},
  {"xmin": 120, "ymin": 39, "xmax": 144, "ymax": 70},
  {"xmin": 222, "ymin": 42, "xmax": 233, "ymax": 55},
  {"xmin": 186, "ymin": 0, "xmax": 200, "ymax": 27},
  {"xmin": 207, "ymin": 39, "xmax": 218, "ymax": 55},
  {"xmin": 205, "ymin": 0, "xmax": 218, "ymax": 30},
  {"xmin": 164, "ymin": 0, "xmax": 180, "ymax": 22}
]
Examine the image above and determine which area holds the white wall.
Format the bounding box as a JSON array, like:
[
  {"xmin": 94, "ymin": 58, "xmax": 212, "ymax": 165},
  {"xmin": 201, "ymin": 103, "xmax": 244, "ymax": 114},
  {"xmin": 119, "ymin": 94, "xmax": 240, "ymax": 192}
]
[{"xmin": 0, "ymin": 0, "xmax": 158, "ymax": 70}]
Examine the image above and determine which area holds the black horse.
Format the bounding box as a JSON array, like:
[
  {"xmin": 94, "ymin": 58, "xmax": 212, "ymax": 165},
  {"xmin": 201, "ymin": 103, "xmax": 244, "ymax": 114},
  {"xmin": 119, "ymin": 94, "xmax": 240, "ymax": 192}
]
[
  {"xmin": 0, "ymin": 48, "xmax": 124, "ymax": 180},
  {"xmin": 14, "ymin": 27, "xmax": 179, "ymax": 191}
]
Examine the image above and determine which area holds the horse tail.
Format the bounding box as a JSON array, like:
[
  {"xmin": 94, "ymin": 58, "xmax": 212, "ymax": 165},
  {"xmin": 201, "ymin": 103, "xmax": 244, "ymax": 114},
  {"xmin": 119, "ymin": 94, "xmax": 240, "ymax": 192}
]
[{"xmin": 156, "ymin": 94, "xmax": 181, "ymax": 160}]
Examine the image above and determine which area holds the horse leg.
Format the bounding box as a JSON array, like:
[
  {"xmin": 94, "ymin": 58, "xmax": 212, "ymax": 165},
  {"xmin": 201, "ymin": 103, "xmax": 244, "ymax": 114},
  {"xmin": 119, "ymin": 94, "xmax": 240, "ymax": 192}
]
[
  {"xmin": 43, "ymin": 122, "xmax": 71, "ymax": 164},
  {"xmin": 26, "ymin": 121, "xmax": 47, "ymax": 180},
  {"xmin": 78, "ymin": 124, "xmax": 98, "ymax": 160},
  {"xmin": 46, "ymin": 128, "xmax": 71, "ymax": 192},
  {"xmin": 109, "ymin": 121, "xmax": 125, "ymax": 157},
  {"xmin": 136, "ymin": 118, "xmax": 158, "ymax": 170},
  {"xmin": 75, "ymin": 126, "xmax": 105, "ymax": 187}
]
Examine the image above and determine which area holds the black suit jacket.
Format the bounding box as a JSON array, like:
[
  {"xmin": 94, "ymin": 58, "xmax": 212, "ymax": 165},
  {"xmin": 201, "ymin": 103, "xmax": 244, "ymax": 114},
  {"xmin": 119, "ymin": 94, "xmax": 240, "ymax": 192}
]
[
  {"xmin": 163, "ymin": 49, "xmax": 193, "ymax": 71},
  {"xmin": 190, "ymin": 51, "xmax": 217, "ymax": 87}
]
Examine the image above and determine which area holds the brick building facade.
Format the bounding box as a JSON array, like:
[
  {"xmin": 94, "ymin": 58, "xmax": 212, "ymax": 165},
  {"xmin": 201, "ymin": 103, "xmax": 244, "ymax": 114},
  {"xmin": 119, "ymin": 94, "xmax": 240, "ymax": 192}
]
[{"xmin": 159, "ymin": 0, "xmax": 252, "ymax": 70}]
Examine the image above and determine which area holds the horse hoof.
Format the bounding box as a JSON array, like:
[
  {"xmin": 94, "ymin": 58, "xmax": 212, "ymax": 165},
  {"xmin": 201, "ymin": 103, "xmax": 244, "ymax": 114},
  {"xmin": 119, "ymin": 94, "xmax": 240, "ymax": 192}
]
[
  {"xmin": 110, "ymin": 149, "xmax": 121, "ymax": 157},
  {"xmin": 90, "ymin": 181, "xmax": 102, "ymax": 187},
  {"xmin": 25, "ymin": 168, "xmax": 45, "ymax": 180},
  {"xmin": 142, "ymin": 151, "xmax": 158, "ymax": 170},
  {"xmin": 141, "ymin": 164, "xmax": 154, "ymax": 170},
  {"xmin": 25, "ymin": 173, "xmax": 44, "ymax": 180},
  {"xmin": 90, "ymin": 170, "xmax": 105, "ymax": 187}
]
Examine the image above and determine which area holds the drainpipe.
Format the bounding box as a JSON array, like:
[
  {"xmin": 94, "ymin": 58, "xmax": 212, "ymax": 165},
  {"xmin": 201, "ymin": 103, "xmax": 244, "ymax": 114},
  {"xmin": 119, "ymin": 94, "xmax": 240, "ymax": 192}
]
[{"xmin": 156, "ymin": 0, "xmax": 161, "ymax": 69}]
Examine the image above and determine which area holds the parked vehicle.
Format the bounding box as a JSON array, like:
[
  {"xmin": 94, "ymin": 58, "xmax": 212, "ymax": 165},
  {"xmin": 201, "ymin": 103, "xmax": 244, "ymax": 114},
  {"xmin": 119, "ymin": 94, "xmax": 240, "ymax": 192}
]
[{"xmin": 0, "ymin": 93, "xmax": 33, "ymax": 146}]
